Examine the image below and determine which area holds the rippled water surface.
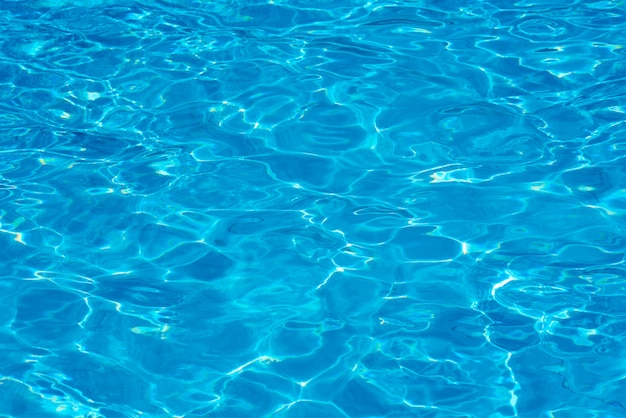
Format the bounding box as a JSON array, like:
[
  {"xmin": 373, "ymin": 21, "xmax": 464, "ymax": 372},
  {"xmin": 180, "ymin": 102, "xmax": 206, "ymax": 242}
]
[{"xmin": 1, "ymin": 0, "xmax": 626, "ymax": 416}]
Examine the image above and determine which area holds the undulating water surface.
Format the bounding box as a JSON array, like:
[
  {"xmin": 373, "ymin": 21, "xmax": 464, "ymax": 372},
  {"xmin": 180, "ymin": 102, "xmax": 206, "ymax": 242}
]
[{"xmin": 1, "ymin": 0, "xmax": 625, "ymax": 416}]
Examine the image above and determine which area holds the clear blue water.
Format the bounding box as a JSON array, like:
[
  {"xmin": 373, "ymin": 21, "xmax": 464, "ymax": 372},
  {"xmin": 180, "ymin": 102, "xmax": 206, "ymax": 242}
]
[{"xmin": 1, "ymin": 0, "xmax": 625, "ymax": 416}]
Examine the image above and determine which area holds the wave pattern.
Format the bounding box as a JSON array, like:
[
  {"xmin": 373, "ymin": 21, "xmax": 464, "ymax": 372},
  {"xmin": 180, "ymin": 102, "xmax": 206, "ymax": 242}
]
[{"xmin": 1, "ymin": 0, "xmax": 626, "ymax": 416}]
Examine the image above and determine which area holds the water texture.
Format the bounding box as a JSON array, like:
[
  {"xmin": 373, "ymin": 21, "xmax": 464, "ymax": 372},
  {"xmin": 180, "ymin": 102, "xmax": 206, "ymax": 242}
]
[{"xmin": 0, "ymin": 0, "xmax": 625, "ymax": 416}]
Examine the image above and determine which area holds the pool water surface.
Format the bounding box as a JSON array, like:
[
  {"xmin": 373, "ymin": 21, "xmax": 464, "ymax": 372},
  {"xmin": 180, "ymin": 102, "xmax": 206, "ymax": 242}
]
[{"xmin": 0, "ymin": 0, "xmax": 625, "ymax": 417}]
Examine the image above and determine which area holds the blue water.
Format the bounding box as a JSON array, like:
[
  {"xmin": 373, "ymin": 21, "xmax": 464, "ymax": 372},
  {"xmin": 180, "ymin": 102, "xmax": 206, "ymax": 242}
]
[{"xmin": 1, "ymin": 0, "xmax": 625, "ymax": 416}]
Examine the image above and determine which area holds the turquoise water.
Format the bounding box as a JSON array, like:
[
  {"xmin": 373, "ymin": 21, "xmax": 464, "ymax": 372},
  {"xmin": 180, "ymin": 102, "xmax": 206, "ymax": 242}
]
[{"xmin": 1, "ymin": 0, "xmax": 625, "ymax": 416}]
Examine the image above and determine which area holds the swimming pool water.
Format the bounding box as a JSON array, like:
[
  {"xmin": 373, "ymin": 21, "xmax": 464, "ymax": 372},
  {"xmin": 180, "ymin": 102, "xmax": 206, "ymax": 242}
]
[{"xmin": 1, "ymin": 0, "xmax": 625, "ymax": 416}]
